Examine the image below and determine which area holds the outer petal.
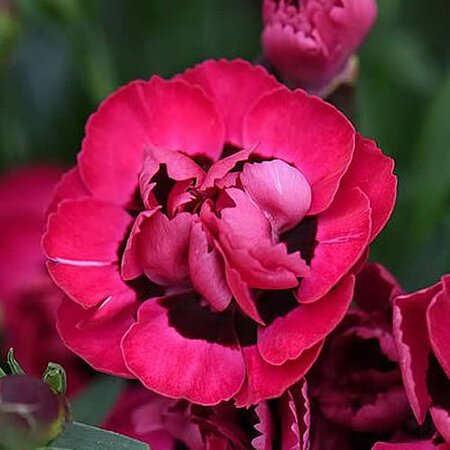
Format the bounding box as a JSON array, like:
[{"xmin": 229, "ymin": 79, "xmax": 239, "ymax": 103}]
[
  {"xmin": 296, "ymin": 188, "xmax": 371, "ymax": 303},
  {"xmin": 243, "ymin": 87, "xmax": 355, "ymax": 214},
  {"xmin": 122, "ymin": 297, "xmax": 245, "ymax": 405},
  {"xmin": 176, "ymin": 59, "xmax": 280, "ymax": 146},
  {"xmin": 431, "ymin": 406, "xmax": 450, "ymax": 444},
  {"xmin": 235, "ymin": 342, "xmax": 323, "ymax": 407},
  {"xmin": 46, "ymin": 167, "xmax": 90, "ymax": 215},
  {"xmin": 47, "ymin": 262, "xmax": 128, "ymax": 309},
  {"xmin": 79, "ymin": 77, "xmax": 225, "ymax": 206},
  {"xmin": 427, "ymin": 276, "xmax": 450, "ymax": 379},
  {"xmin": 258, "ymin": 275, "xmax": 355, "ymax": 365},
  {"xmin": 393, "ymin": 283, "xmax": 442, "ymax": 423},
  {"xmin": 43, "ymin": 198, "xmax": 132, "ymax": 264},
  {"xmin": 240, "ymin": 160, "xmax": 312, "ymax": 234},
  {"xmin": 340, "ymin": 135, "xmax": 397, "ymax": 240},
  {"xmin": 57, "ymin": 296, "xmax": 136, "ymax": 377}
]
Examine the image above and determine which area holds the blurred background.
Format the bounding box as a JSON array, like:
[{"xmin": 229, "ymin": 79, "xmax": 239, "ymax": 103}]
[{"xmin": 0, "ymin": 0, "xmax": 449, "ymax": 291}]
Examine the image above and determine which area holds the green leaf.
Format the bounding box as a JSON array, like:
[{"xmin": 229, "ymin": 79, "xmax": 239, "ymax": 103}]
[
  {"xmin": 0, "ymin": 366, "xmax": 6, "ymax": 378},
  {"xmin": 6, "ymin": 349, "xmax": 25, "ymax": 375},
  {"xmin": 70, "ymin": 376, "xmax": 125, "ymax": 426},
  {"xmin": 46, "ymin": 422, "xmax": 149, "ymax": 450}
]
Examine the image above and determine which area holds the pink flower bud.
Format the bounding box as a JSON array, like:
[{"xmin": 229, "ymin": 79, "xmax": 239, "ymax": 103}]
[{"xmin": 262, "ymin": 0, "xmax": 377, "ymax": 94}]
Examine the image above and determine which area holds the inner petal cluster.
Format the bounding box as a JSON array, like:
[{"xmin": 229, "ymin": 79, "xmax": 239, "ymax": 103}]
[{"xmin": 122, "ymin": 146, "xmax": 312, "ymax": 321}]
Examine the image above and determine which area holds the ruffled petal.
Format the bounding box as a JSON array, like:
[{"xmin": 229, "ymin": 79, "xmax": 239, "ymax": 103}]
[
  {"xmin": 240, "ymin": 160, "xmax": 312, "ymax": 234},
  {"xmin": 427, "ymin": 276, "xmax": 450, "ymax": 379},
  {"xmin": 296, "ymin": 188, "xmax": 371, "ymax": 303},
  {"xmin": 243, "ymin": 87, "xmax": 355, "ymax": 214},
  {"xmin": 235, "ymin": 342, "xmax": 323, "ymax": 407},
  {"xmin": 189, "ymin": 223, "xmax": 232, "ymax": 312},
  {"xmin": 393, "ymin": 283, "xmax": 442, "ymax": 423},
  {"xmin": 57, "ymin": 296, "xmax": 136, "ymax": 377},
  {"xmin": 258, "ymin": 275, "xmax": 355, "ymax": 365},
  {"xmin": 340, "ymin": 134, "xmax": 397, "ymax": 240},
  {"xmin": 43, "ymin": 198, "xmax": 132, "ymax": 264},
  {"xmin": 122, "ymin": 296, "xmax": 245, "ymax": 405},
  {"xmin": 252, "ymin": 402, "xmax": 273, "ymax": 450},
  {"xmin": 46, "ymin": 167, "xmax": 90, "ymax": 216},
  {"xmin": 177, "ymin": 59, "xmax": 280, "ymax": 146},
  {"xmin": 79, "ymin": 77, "xmax": 225, "ymax": 206}
]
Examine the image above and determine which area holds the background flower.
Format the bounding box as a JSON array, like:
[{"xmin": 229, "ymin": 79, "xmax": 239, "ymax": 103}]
[
  {"xmin": 261, "ymin": 0, "xmax": 377, "ymax": 93},
  {"xmin": 311, "ymin": 263, "xmax": 409, "ymax": 434},
  {"xmin": 103, "ymin": 379, "xmax": 311, "ymax": 449},
  {"xmin": 0, "ymin": 166, "xmax": 91, "ymax": 394}
]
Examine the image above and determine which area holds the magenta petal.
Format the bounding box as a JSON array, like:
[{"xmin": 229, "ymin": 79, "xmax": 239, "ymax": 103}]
[
  {"xmin": 340, "ymin": 134, "xmax": 397, "ymax": 240},
  {"xmin": 259, "ymin": 275, "xmax": 355, "ymax": 365},
  {"xmin": 278, "ymin": 390, "xmax": 300, "ymax": 450},
  {"xmin": 296, "ymin": 188, "xmax": 371, "ymax": 303},
  {"xmin": 79, "ymin": 78, "xmax": 225, "ymax": 206},
  {"xmin": 353, "ymin": 263, "xmax": 404, "ymax": 313},
  {"xmin": 206, "ymin": 188, "xmax": 308, "ymax": 290},
  {"xmin": 46, "ymin": 167, "xmax": 89, "ymax": 216},
  {"xmin": 136, "ymin": 211, "xmax": 193, "ymax": 287},
  {"xmin": 225, "ymin": 265, "xmax": 264, "ymax": 325},
  {"xmin": 139, "ymin": 147, "xmax": 205, "ymax": 209},
  {"xmin": 430, "ymin": 406, "xmax": 450, "ymax": 444},
  {"xmin": 57, "ymin": 296, "xmax": 136, "ymax": 377},
  {"xmin": 427, "ymin": 276, "xmax": 450, "ymax": 379},
  {"xmin": 235, "ymin": 342, "xmax": 322, "ymax": 407},
  {"xmin": 47, "ymin": 262, "xmax": 128, "ymax": 308},
  {"xmin": 252, "ymin": 402, "xmax": 273, "ymax": 450},
  {"xmin": 243, "ymin": 87, "xmax": 355, "ymax": 214},
  {"xmin": 201, "ymin": 149, "xmax": 251, "ymax": 190},
  {"xmin": 44, "ymin": 198, "xmax": 132, "ymax": 263},
  {"xmin": 122, "ymin": 298, "xmax": 245, "ymax": 405},
  {"xmin": 240, "ymin": 160, "xmax": 312, "ymax": 234},
  {"xmin": 393, "ymin": 283, "xmax": 442, "ymax": 423},
  {"xmin": 177, "ymin": 59, "xmax": 280, "ymax": 146},
  {"xmin": 189, "ymin": 223, "xmax": 232, "ymax": 312}
]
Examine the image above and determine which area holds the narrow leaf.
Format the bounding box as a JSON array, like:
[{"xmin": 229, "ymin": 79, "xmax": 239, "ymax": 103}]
[
  {"xmin": 47, "ymin": 422, "xmax": 149, "ymax": 450},
  {"xmin": 7, "ymin": 348, "xmax": 25, "ymax": 375}
]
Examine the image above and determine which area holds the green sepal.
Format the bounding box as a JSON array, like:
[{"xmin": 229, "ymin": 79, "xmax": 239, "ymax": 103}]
[
  {"xmin": 42, "ymin": 363, "xmax": 67, "ymax": 396},
  {"xmin": 6, "ymin": 348, "xmax": 25, "ymax": 375},
  {"xmin": 0, "ymin": 366, "xmax": 6, "ymax": 378}
]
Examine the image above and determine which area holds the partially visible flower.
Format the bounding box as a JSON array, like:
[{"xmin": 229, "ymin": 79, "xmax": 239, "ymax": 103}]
[
  {"xmin": 393, "ymin": 275, "xmax": 450, "ymax": 445},
  {"xmin": 104, "ymin": 380, "xmax": 311, "ymax": 449},
  {"xmin": 0, "ymin": 167, "xmax": 90, "ymax": 394},
  {"xmin": 0, "ymin": 375, "xmax": 67, "ymax": 449},
  {"xmin": 262, "ymin": 0, "xmax": 377, "ymax": 94},
  {"xmin": 311, "ymin": 263, "xmax": 410, "ymax": 434}
]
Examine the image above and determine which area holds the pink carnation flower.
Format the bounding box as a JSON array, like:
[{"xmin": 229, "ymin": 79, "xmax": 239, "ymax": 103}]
[
  {"xmin": 43, "ymin": 59, "xmax": 396, "ymax": 405},
  {"xmin": 104, "ymin": 380, "xmax": 311, "ymax": 449},
  {"xmin": 393, "ymin": 275, "xmax": 450, "ymax": 445},
  {"xmin": 262, "ymin": 0, "xmax": 377, "ymax": 93},
  {"xmin": 0, "ymin": 167, "xmax": 90, "ymax": 394}
]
